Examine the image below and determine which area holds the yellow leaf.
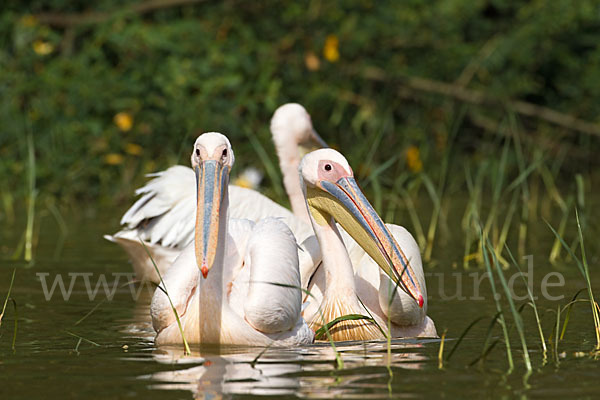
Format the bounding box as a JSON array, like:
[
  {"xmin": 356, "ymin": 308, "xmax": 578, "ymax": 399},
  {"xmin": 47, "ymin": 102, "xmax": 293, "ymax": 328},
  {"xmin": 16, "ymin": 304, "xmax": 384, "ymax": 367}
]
[
  {"xmin": 32, "ymin": 40, "xmax": 53, "ymax": 55},
  {"xmin": 104, "ymin": 153, "xmax": 124, "ymax": 165},
  {"xmin": 125, "ymin": 143, "xmax": 143, "ymax": 156},
  {"xmin": 406, "ymin": 146, "xmax": 423, "ymax": 173},
  {"xmin": 114, "ymin": 112, "xmax": 133, "ymax": 132},
  {"xmin": 323, "ymin": 35, "xmax": 340, "ymax": 63}
]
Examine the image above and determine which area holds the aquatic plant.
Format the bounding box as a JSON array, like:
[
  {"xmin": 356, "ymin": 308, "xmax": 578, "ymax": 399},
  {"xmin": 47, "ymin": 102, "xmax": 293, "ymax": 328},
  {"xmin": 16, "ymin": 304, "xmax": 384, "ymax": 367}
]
[
  {"xmin": 548, "ymin": 211, "xmax": 600, "ymax": 352},
  {"xmin": 140, "ymin": 239, "xmax": 191, "ymax": 355},
  {"xmin": 0, "ymin": 269, "xmax": 18, "ymax": 352}
]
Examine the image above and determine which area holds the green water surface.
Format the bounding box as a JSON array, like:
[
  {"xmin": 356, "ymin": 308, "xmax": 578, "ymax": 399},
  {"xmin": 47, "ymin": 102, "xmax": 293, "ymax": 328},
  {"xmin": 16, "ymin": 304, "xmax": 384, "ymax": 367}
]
[{"xmin": 1, "ymin": 208, "xmax": 599, "ymax": 399}]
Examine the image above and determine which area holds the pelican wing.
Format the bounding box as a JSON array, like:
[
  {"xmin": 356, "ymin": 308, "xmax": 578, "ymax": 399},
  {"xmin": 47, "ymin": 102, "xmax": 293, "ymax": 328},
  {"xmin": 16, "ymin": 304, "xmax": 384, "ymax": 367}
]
[
  {"xmin": 121, "ymin": 166, "xmax": 196, "ymax": 249},
  {"xmin": 340, "ymin": 223, "xmax": 430, "ymax": 329},
  {"xmin": 230, "ymin": 218, "xmax": 303, "ymax": 334},
  {"xmin": 119, "ymin": 166, "xmax": 314, "ymax": 248},
  {"xmin": 107, "ymin": 166, "xmax": 321, "ymax": 282},
  {"xmin": 150, "ymin": 245, "xmax": 198, "ymax": 335}
]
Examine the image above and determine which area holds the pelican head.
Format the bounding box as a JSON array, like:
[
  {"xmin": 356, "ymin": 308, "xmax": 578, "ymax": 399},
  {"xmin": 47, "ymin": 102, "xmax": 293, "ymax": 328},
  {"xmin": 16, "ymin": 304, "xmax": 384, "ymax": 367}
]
[
  {"xmin": 300, "ymin": 149, "xmax": 424, "ymax": 308},
  {"xmin": 190, "ymin": 132, "xmax": 235, "ymax": 279},
  {"xmin": 270, "ymin": 103, "xmax": 327, "ymax": 155}
]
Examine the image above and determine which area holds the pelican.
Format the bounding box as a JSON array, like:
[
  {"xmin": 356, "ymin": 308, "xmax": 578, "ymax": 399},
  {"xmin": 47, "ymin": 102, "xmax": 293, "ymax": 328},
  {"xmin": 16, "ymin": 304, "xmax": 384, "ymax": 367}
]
[
  {"xmin": 270, "ymin": 103, "xmax": 327, "ymax": 223},
  {"xmin": 151, "ymin": 132, "xmax": 313, "ymax": 346},
  {"xmin": 106, "ymin": 104, "xmax": 325, "ymax": 283},
  {"xmin": 298, "ymin": 149, "xmax": 437, "ymax": 340}
]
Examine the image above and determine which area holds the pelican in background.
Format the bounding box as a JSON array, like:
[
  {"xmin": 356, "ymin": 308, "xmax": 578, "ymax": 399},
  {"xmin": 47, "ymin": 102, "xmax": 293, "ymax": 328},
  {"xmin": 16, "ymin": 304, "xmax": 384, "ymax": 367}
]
[
  {"xmin": 151, "ymin": 132, "xmax": 313, "ymax": 345},
  {"xmin": 270, "ymin": 103, "xmax": 327, "ymax": 223},
  {"xmin": 105, "ymin": 104, "xmax": 325, "ymax": 283},
  {"xmin": 298, "ymin": 149, "xmax": 437, "ymax": 340}
]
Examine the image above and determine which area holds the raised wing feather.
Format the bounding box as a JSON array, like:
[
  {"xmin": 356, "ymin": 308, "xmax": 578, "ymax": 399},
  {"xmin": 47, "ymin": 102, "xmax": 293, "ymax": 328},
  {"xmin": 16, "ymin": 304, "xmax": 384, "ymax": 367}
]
[{"xmin": 116, "ymin": 166, "xmax": 314, "ymax": 250}]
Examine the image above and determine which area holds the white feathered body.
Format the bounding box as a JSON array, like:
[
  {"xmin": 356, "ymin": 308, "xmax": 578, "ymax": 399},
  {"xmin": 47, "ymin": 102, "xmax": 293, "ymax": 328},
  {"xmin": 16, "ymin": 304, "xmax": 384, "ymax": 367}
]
[{"xmin": 151, "ymin": 217, "xmax": 314, "ymax": 346}]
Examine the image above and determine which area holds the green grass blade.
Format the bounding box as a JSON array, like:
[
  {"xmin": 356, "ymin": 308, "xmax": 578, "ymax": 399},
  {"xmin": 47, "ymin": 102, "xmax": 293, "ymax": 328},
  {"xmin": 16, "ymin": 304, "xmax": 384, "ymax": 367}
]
[
  {"xmin": 65, "ymin": 330, "xmax": 101, "ymax": 347},
  {"xmin": 356, "ymin": 295, "xmax": 387, "ymax": 338},
  {"xmin": 504, "ymin": 159, "xmax": 541, "ymax": 194},
  {"xmin": 446, "ymin": 316, "xmax": 486, "ymax": 361},
  {"xmin": 0, "ymin": 269, "xmax": 16, "ymax": 327},
  {"xmin": 139, "ymin": 239, "xmax": 191, "ymax": 355},
  {"xmin": 539, "ymin": 163, "xmax": 567, "ymax": 212},
  {"xmin": 471, "ymin": 313, "xmax": 502, "ymax": 366},
  {"xmin": 559, "ymin": 289, "xmax": 586, "ymax": 340},
  {"xmin": 5, "ymin": 298, "xmax": 18, "ymax": 353},
  {"xmin": 0, "ymin": 269, "xmax": 18, "ymax": 352},
  {"xmin": 362, "ymin": 155, "xmax": 399, "ymax": 188},
  {"xmin": 549, "ymin": 197, "xmax": 574, "ymax": 262},
  {"xmin": 25, "ymin": 131, "xmax": 36, "ymax": 263},
  {"xmin": 438, "ymin": 329, "xmax": 447, "ymax": 369},
  {"xmin": 75, "ymin": 298, "xmax": 108, "ymax": 326},
  {"xmin": 399, "ymin": 190, "xmax": 426, "ymax": 249},
  {"xmin": 421, "ymin": 172, "xmax": 441, "ymax": 261},
  {"xmin": 504, "ymin": 245, "xmax": 546, "ymax": 354},
  {"xmin": 480, "ymin": 228, "xmax": 514, "ymax": 372},
  {"xmin": 575, "ymin": 210, "xmax": 600, "ymax": 349},
  {"xmin": 487, "ymin": 240, "xmax": 531, "ymax": 371},
  {"xmin": 495, "ymin": 191, "xmax": 518, "ymax": 255},
  {"xmin": 471, "ymin": 339, "xmax": 501, "ymax": 366},
  {"xmin": 313, "ymin": 314, "xmax": 376, "ymax": 340},
  {"xmin": 553, "ymin": 305, "xmax": 561, "ymax": 365},
  {"xmin": 547, "ymin": 213, "xmax": 600, "ymax": 349}
]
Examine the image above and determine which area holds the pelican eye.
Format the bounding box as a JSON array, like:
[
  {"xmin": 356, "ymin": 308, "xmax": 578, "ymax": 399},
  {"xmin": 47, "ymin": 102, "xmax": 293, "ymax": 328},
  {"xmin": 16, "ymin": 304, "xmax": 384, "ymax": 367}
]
[
  {"xmin": 196, "ymin": 149, "xmax": 200, "ymax": 156},
  {"xmin": 324, "ymin": 164, "xmax": 332, "ymax": 171},
  {"xmin": 222, "ymin": 149, "xmax": 228, "ymax": 157}
]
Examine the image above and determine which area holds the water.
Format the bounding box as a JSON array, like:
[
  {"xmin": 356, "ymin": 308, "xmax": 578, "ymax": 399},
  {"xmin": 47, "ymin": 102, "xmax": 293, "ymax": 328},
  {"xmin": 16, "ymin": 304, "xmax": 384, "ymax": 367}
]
[{"xmin": 1, "ymin": 208, "xmax": 599, "ymax": 399}]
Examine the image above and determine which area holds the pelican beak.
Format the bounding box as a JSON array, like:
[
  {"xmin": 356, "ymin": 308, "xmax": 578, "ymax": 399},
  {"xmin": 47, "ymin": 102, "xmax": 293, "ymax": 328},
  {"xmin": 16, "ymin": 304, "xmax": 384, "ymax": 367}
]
[
  {"xmin": 194, "ymin": 160, "xmax": 229, "ymax": 279},
  {"xmin": 299, "ymin": 129, "xmax": 328, "ymax": 156},
  {"xmin": 307, "ymin": 177, "xmax": 424, "ymax": 308},
  {"xmin": 310, "ymin": 129, "xmax": 328, "ymax": 148}
]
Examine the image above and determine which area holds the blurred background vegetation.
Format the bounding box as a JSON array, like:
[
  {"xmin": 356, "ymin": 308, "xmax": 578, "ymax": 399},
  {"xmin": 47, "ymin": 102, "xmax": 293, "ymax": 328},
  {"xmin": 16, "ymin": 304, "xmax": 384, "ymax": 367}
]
[{"xmin": 2, "ymin": 0, "xmax": 600, "ymax": 258}]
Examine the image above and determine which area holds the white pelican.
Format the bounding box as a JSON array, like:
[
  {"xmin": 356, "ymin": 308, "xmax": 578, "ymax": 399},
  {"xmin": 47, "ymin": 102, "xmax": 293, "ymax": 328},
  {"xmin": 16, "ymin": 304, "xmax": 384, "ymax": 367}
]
[
  {"xmin": 151, "ymin": 132, "xmax": 313, "ymax": 346},
  {"xmin": 298, "ymin": 149, "xmax": 437, "ymax": 340},
  {"xmin": 270, "ymin": 103, "xmax": 327, "ymax": 223},
  {"xmin": 106, "ymin": 104, "xmax": 325, "ymax": 283}
]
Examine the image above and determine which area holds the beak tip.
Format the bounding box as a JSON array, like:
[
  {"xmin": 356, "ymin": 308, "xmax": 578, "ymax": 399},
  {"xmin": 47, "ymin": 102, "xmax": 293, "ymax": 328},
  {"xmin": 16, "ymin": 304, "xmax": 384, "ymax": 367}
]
[
  {"xmin": 201, "ymin": 265, "xmax": 208, "ymax": 279},
  {"xmin": 417, "ymin": 294, "xmax": 424, "ymax": 308}
]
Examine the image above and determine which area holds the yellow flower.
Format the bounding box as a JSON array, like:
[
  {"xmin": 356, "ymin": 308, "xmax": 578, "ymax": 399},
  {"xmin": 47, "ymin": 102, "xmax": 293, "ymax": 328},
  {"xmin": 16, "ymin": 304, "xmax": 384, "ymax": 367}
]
[
  {"xmin": 104, "ymin": 153, "xmax": 124, "ymax": 165},
  {"xmin": 114, "ymin": 112, "xmax": 133, "ymax": 132},
  {"xmin": 20, "ymin": 15, "xmax": 37, "ymax": 27},
  {"xmin": 125, "ymin": 143, "xmax": 143, "ymax": 156},
  {"xmin": 32, "ymin": 40, "xmax": 53, "ymax": 55},
  {"xmin": 305, "ymin": 52, "xmax": 321, "ymax": 71},
  {"xmin": 406, "ymin": 146, "xmax": 423, "ymax": 173},
  {"xmin": 323, "ymin": 35, "xmax": 340, "ymax": 62}
]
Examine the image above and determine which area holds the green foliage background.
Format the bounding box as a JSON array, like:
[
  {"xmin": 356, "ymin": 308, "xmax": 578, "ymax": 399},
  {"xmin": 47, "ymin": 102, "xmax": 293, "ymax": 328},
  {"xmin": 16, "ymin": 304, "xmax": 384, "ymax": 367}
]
[{"xmin": 2, "ymin": 0, "xmax": 600, "ymax": 206}]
